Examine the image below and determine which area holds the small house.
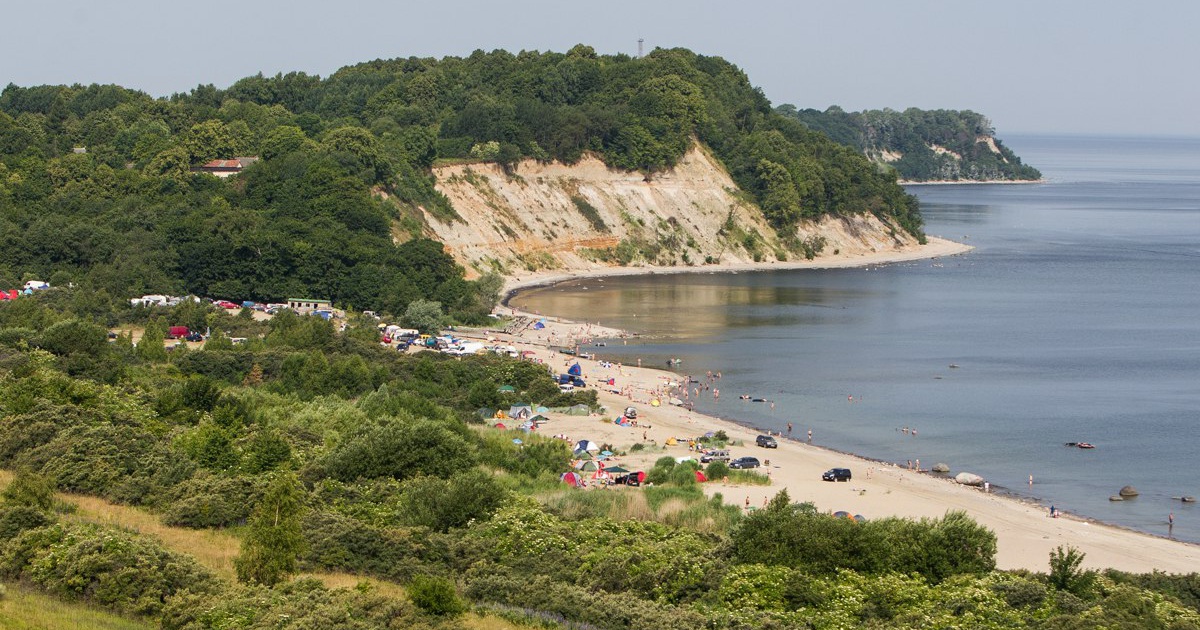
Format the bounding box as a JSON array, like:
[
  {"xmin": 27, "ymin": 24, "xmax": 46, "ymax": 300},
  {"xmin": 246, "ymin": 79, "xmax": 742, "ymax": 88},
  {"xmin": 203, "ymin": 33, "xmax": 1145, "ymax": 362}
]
[{"xmin": 287, "ymin": 298, "xmax": 332, "ymax": 314}]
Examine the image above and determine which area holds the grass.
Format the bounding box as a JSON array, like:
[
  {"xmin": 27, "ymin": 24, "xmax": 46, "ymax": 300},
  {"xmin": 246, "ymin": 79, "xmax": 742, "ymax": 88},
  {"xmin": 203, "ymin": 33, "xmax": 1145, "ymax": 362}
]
[
  {"xmin": 541, "ymin": 483, "xmax": 743, "ymax": 535},
  {"xmin": 0, "ymin": 583, "xmax": 152, "ymax": 630}
]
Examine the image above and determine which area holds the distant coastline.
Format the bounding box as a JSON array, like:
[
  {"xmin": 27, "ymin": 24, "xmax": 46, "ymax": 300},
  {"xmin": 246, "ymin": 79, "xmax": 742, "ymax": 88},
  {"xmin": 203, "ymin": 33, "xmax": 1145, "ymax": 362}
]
[{"xmin": 900, "ymin": 178, "xmax": 1044, "ymax": 186}]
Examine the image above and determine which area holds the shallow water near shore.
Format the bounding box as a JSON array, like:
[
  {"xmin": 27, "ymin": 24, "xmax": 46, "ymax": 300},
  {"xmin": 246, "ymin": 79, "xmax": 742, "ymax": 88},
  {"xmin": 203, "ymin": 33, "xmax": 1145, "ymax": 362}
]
[{"xmin": 510, "ymin": 134, "xmax": 1200, "ymax": 544}]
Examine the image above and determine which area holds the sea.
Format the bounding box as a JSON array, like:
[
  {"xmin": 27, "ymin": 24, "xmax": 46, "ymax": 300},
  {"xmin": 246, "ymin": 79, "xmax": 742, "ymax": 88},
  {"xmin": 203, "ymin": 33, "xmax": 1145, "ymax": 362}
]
[{"xmin": 509, "ymin": 134, "xmax": 1200, "ymax": 544}]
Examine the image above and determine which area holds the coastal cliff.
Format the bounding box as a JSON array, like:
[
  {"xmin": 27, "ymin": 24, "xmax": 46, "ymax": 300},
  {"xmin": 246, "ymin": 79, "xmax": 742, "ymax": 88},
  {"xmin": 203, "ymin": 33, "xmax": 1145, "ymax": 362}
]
[
  {"xmin": 778, "ymin": 106, "xmax": 1042, "ymax": 183},
  {"xmin": 417, "ymin": 145, "xmax": 921, "ymax": 278}
]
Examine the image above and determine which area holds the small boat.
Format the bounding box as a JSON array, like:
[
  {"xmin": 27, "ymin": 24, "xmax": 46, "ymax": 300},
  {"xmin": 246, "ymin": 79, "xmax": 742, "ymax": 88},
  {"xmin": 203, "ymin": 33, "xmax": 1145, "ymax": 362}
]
[{"xmin": 1064, "ymin": 442, "xmax": 1096, "ymax": 449}]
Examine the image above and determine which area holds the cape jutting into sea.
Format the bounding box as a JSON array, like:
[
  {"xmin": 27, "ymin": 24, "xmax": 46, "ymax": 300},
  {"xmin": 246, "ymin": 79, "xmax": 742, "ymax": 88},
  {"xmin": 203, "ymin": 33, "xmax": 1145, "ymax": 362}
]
[{"xmin": 510, "ymin": 134, "xmax": 1200, "ymax": 544}]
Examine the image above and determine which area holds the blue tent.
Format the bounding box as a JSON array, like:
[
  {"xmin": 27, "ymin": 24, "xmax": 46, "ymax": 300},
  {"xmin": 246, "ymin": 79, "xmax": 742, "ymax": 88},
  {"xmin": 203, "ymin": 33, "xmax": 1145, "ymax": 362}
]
[
  {"xmin": 533, "ymin": 321, "xmax": 546, "ymax": 329},
  {"xmin": 568, "ymin": 363, "xmax": 582, "ymax": 376}
]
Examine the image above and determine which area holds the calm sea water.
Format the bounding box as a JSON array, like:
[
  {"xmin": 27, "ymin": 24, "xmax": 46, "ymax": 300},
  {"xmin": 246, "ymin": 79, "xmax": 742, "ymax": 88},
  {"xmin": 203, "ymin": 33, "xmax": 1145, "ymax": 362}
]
[{"xmin": 510, "ymin": 135, "xmax": 1200, "ymax": 543}]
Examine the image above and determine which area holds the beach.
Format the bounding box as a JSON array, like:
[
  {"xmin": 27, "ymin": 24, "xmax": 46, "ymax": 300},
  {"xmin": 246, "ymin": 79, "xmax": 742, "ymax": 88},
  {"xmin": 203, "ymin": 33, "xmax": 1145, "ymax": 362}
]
[{"xmin": 475, "ymin": 238, "xmax": 1200, "ymax": 574}]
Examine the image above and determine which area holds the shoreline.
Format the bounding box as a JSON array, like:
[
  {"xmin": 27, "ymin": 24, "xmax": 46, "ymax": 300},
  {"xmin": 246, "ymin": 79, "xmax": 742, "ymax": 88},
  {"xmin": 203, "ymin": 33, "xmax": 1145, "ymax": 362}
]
[
  {"xmin": 899, "ymin": 179, "xmax": 1045, "ymax": 186},
  {"xmin": 501, "ymin": 235, "xmax": 973, "ymax": 302},
  {"xmin": 488, "ymin": 237, "xmax": 1200, "ymax": 574}
]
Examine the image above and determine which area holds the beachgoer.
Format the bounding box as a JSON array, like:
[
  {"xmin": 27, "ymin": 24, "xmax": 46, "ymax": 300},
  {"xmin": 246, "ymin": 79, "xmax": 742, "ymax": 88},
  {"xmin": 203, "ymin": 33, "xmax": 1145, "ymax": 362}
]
[
  {"xmin": 787, "ymin": 422, "xmax": 793, "ymax": 435},
  {"xmin": 1029, "ymin": 475, "xmax": 1034, "ymax": 487},
  {"xmin": 1050, "ymin": 505, "xmax": 1056, "ymax": 518},
  {"xmin": 984, "ymin": 482, "xmax": 990, "ymax": 493},
  {"xmin": 744, "ymin": 497, "xmax": 750, "ymax": 509},
  {"xmin": 906, "ymin": 460, "xmax": 912, "ymax": 470},
  {"xmin": 807, "ymin": 429, "xmax": 812, "ymax": 442},
  {"xmin": 1169, "ymin": 512, "xmax": 1175, "ymax": 525},
  {"xmin": 915, "ymin": 459, "xmax": 920, "ymax": 471}
]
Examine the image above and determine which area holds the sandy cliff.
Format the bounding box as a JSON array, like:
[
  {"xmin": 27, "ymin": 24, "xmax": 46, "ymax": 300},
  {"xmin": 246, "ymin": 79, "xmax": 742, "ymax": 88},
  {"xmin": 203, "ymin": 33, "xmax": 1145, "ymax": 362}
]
[{"xmin": 417, "ymin": 146, "xmax": 920, "ymax": 279}]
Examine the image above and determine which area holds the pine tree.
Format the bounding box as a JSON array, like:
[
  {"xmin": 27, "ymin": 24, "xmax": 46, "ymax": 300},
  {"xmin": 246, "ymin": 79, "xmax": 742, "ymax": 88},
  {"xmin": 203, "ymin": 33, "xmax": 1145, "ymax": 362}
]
[{"xmin": 234, "ymin": 473, "xmax": 306, "ymax": 586}]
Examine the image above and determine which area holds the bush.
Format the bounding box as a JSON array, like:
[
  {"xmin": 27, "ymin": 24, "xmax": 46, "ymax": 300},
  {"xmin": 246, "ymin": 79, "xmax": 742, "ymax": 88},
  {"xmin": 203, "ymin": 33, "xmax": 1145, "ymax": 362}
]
[
  {"xmin": 0, "ymin": 522, "xmax": 219, "ymax": 616},
  {"xmin": 408, "ymin": 574, "xmax": 466, "ymax": 616}
]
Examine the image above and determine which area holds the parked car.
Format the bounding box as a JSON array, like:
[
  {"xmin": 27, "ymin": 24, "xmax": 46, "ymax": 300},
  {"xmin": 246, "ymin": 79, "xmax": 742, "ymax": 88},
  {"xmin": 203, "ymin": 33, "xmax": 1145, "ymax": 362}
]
[
  {"xmin": 215, "ymin": 300, "xmax": 239, "ymax": 309},
  {"xmin": 756, "ymin": 435, "xmax": 778, "ymax": 448},
  {"xmin": 729, "ymin": 456, "xmax": 760, "ymax": 469},
  {"xmin": 184, "ymin": 332, "xmax": 205, "ymax": 342},
  {"xmin": 624, "ymin": 406, "xmax": 638, "ymax": 419},
  {"xmin": 822, "ymin": 468, "xmax": 852, "ymax": 482},
  {"xmin": 700, "ymin": 450, "xmax": 730, "ymax": 463}
]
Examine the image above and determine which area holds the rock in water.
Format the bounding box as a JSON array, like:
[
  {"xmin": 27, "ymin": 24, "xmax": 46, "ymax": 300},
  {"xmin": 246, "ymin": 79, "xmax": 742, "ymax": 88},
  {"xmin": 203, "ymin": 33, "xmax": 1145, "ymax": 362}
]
[
  {"xmin": 955, "ymin": 472, "xmax": 984, "ymax": 486},
  {"xmin": 932, "ymin": 463, "xmax": 950, "ymax": 473},
  {"xmin": 1109, "ymin": 496, "xmax": 1124, "ymax": 502},
  {"xmin": 1119, "ymin": 485, "xmax": 1139, "ymax": 497}
]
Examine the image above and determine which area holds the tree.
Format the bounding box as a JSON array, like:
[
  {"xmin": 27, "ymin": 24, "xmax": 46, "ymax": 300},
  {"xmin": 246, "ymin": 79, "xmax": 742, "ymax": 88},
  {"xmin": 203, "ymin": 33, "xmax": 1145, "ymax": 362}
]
[
  {"xmin": 403, "ymin": 298, "xmax": 444, "ymax": 334},
  {"xmin": 1049, "ymin": 545, "xmax": 1097, "ymax": 597},
  {"xmin": 234, "ymin": 472, "xmax": 306, "ymax": 586}
]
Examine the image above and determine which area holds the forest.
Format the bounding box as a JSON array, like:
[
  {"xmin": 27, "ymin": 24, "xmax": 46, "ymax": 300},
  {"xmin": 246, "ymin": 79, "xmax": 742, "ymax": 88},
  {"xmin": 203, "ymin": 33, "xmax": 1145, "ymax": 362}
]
[
  {"xmin": 1, "ymin": 46, "xmax": 922, "ymax": 323},
  {"xmin": 778, "ymin": 105, "xmax": 1043, "ymax": 182}
]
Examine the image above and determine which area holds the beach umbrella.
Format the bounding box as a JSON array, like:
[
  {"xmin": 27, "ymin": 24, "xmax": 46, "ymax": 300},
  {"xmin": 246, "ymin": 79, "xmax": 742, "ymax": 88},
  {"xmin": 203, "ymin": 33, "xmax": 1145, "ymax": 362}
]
[{"xmin": 604, "ymin": 466, "xmax": 630, "ymax": 474}]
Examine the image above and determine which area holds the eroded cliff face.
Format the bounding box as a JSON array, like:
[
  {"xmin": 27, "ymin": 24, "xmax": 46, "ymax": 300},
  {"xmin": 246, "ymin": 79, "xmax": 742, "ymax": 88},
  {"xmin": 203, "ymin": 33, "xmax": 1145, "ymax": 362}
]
[{"xmin": 417, "ymin": 145, "xmax": 917, "ymax": 278}]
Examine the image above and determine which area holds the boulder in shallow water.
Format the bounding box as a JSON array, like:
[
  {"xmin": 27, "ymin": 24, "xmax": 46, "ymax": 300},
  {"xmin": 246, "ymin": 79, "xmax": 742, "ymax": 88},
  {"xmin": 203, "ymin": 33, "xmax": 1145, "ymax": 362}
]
[
  {"xmin": 955, "ymin": 472, "xmax": 984, "ymax": 486},
  {"xmin": 932, "ymin": 463, "xmax": 950, "ymax": 473},
  {"xmin": 1109, "ymin": 495, "xmax": 1124, "ymax": 502},
  {"xmin": 1119, "ymin": 485, "xmax": 1139, "ymax": 497}
]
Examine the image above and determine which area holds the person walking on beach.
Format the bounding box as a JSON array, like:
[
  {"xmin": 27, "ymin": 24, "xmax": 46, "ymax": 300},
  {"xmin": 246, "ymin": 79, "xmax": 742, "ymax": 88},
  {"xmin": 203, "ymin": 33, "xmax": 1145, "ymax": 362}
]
[
  {"xmin": 807, "ymin": 429, "xmax": 812, "ymax": 442},
  {"xmin": 787, "ymin": 422, "xmax": 793, "ymax": 435}
]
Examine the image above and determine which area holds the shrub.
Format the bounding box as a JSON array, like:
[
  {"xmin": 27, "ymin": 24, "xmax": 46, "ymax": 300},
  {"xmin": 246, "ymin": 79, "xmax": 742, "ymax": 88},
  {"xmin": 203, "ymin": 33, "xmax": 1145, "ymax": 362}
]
[{"xmin": 408, "ymin": 574, "xmax": 466, "ymax": 616}]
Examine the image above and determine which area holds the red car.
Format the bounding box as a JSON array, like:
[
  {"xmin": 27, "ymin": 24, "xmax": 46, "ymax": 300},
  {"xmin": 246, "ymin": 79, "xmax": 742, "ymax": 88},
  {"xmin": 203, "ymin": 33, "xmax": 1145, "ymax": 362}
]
[{"xmin": 215, "ymin": 300, "xmax": 239, "ymax": 309}]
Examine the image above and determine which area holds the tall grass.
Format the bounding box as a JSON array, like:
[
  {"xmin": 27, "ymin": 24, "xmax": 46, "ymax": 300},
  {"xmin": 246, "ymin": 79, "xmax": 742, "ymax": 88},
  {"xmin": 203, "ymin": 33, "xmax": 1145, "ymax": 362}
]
[
  {"xmin": 542, "ymin": 485, "xmax": 742, "ymax": 535},
  {"xmin": 0, "ymin": 583, "xmax": 152, "ymax": 630}
]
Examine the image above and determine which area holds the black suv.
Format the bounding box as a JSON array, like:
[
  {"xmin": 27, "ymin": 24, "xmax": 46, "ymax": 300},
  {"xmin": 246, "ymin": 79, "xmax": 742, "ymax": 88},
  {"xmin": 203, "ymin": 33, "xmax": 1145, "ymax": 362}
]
[
  {"xmin": 756, "ymin": 435, "xmax": 778, "ymax": 448},
  {"xmin": 822, "ymin": 468, "xmax": 852, "ymax": 482},
  {"xmin": 729, "ymin": 456, "xmax": 761, "ymax": 469}
]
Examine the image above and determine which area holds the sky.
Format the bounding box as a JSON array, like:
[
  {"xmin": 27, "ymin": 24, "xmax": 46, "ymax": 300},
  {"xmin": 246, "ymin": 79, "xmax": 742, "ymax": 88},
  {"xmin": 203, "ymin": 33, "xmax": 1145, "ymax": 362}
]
[{"xmin": 4, "ymin": 0, "xmax": 1199, "ymax": 136}]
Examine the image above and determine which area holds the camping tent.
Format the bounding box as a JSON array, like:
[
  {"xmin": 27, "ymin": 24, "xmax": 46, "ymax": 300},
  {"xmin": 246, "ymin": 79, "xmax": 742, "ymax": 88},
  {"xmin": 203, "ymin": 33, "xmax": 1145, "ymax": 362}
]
[
  {"xmin": 574, "ymin": 439, "xmax": 600, "ymax": 453},
  {"xmin": 533, "ymin": 320, "xmax": 546, "ymax": 329},
  {"xmin": 568, "ymin": 363, "xmax": 582, "ymax": 376},
  {"xmin": 575, "ymin": 460, "xmax": 600, "ymax": 472},
  {"xmin": 567, "ymin": 404, "xmax": 590, "ymax": 416},
  {"xmin": 493, "ymin": 422, "xmax": 507, "ymax": 430},
  {"xmin": 695, "ymin": 470, "xmax": 708, "ymax": 483},
  {"xmin": 561, "ymin": 472, "xmax": 584, "ymax": 487},
  {"xmin": 509, "ymin": 403, "xmax": 533, "ymax": 420},
  {"xmin": 497, "ymin": 385, "xmax": 516, "ymax": 393},
  {"xmin": 604, "ymin": 465, "xmax": 630, "ymax": 474},
  {"xmin": 665, "ymin": 437, "xmax": 678, "ymax": 446}
]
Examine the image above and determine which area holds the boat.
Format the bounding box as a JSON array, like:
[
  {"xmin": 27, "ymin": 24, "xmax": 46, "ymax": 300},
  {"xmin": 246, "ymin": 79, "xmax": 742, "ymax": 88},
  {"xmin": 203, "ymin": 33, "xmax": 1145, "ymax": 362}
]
[{"xmin": 1064, "ymin": 442, "xmax": 1096, "ymax": 449}]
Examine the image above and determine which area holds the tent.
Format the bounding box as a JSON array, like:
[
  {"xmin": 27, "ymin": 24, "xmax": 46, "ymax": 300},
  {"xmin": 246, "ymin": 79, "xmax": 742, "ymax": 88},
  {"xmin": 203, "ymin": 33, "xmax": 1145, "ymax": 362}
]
[
  {"xmin": 497, "ymin": 385, "xmax": 516, "ymax": 393},
  {"xmin": 574, "ymin": 439, "xmax": 600, "ymax": 453},
  {"xmin": 575, "ymin": 460, "xmax": 600, "ymax": 471},
  {"xmin": 475, "ymin": 408, "xmax": 496, "ymax": 419},
  {"xmin": 614, "ymin": 416, "xmax": 631, "ymax": 426},
  {"xmin": 509, "ymin": 403, "xmax": 533, "ymax": 420},
  {"xmin": 665, "ymin": 437, "xmax": 678, "ymax": 446},
  {"xmin": 561, "ymin": 472, "xmax": 584, "ymax": 487},
  {"xmin": 533, "ymin": 320, "xmax": 546, "ymax": 329},
  {"xmin": 614, "ymin": 471, "xmax": 646, "ymax": 486},
  {"xmin": 568, "ymin": 363, "xmax": 582, "ymax": 376},
  {"xmin": 695, "ymin": 470, "xmax": 708, "ymax": 483},
  {"xmin": 567, "ymin": 404, "xmax": 591, "ymax": 416},
  {"xmin": 604, "ymin": 465, "xmax": 630, "ymax": 474},
  {"xmin": 493, "ymin": 422, "xmax": 507, "ymax": 430}
]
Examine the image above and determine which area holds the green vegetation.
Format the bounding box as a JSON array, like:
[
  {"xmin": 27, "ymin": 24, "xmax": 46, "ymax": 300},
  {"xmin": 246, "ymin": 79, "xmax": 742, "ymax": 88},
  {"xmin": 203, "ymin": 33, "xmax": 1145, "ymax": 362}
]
[
  {"xmin": 0, "ymin": 45, "xmax": 1194, "ymax": 630},
  {"xmin": 778, "ymin": 105, "xmax": 1042, "ymax": 182},
  {"xmin": 2, "ymin": 46, "xmax": 923, "ymax": 315},
  {"xmin": 0, "ymin": 291, "xmax": 1197, "ymax": 628}
]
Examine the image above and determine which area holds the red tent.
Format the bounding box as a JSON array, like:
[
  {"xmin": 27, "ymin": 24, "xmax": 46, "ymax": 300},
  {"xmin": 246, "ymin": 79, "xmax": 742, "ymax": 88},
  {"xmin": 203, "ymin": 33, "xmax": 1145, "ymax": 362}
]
[
  {"xmin": 694, "ymin": 470, "xmax": 708, "ymax": 483},
  {"xmin": 561, "ymin": 472, "xmax": 584, "ymax": 487}
]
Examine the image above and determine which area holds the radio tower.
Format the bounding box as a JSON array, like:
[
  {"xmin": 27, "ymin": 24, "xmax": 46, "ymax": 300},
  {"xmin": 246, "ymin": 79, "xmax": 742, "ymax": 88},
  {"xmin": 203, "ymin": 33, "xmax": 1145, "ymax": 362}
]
[{"xmin": 638, "ymin": 38, "xmax": 644, "ymax": 58}]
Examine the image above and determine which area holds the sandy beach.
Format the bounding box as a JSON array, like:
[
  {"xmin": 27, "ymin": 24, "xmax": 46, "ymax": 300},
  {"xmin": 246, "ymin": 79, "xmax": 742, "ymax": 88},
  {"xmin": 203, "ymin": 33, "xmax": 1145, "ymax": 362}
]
[{"xmin": 472, "ymin": 238, "xmax": 1200, "ymax": 575}]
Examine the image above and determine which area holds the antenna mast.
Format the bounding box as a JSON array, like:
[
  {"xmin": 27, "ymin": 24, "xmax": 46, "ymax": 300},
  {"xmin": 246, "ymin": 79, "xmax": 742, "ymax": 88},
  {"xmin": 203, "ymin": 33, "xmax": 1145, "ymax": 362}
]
[{"xmin": 638, "ymin": 38, "xmax": 644, "ymax": 58}]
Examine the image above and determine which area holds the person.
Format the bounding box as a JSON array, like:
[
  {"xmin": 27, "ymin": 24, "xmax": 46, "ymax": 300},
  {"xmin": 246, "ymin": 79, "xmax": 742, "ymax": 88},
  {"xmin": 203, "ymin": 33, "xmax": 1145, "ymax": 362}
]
[
  {"xmin": 1169, "ymin": 512, "xmax": 1175, "ymax": 526},
  {"xmin": 744, "ymin": 497, "xmax": 750, "ymax": 509},
  {"xmin": 787, "ymin": 422, "xmax": 793, "ymax": 435},
  {"xmin": 1029, "ymin": 474, "xmax": 1034, "ymax": 487},
  {"xmin": 984, "ymin": 481, "xmax": 990, "ymax": 493},
  {"xmin": 1050, "ymin": 505, "xmax": 1056, "ymax": 518},
  {"xmin": 807, "ymin": 429, "xmax": 813, "ymax": 442}
]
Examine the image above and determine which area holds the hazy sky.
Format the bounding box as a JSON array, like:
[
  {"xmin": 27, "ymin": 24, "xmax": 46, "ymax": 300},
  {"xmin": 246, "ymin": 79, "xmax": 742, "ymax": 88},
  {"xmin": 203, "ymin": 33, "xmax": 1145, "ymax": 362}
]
[{"xmin": 5, "ymin": 0, "xmax": 1198, "ymax": 136}]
